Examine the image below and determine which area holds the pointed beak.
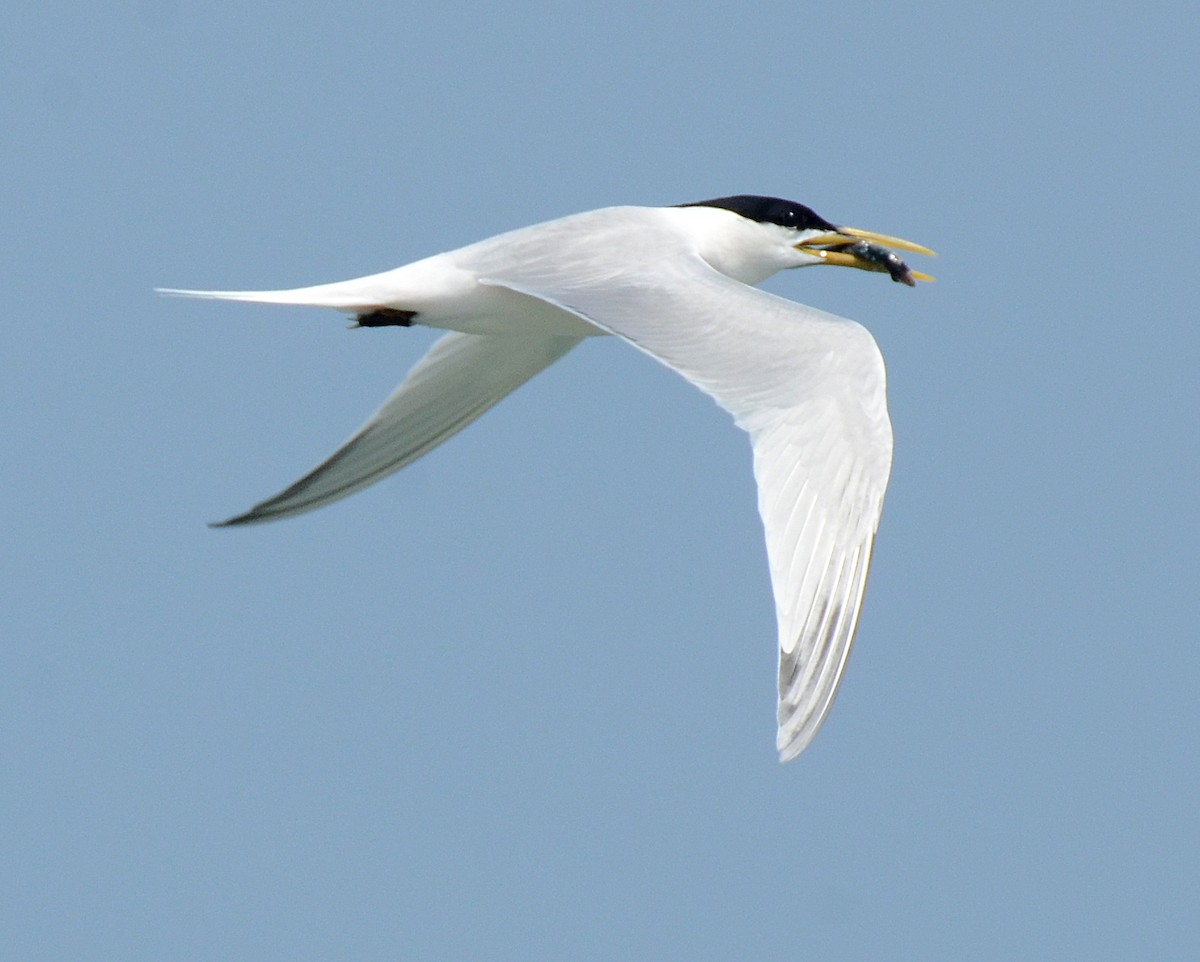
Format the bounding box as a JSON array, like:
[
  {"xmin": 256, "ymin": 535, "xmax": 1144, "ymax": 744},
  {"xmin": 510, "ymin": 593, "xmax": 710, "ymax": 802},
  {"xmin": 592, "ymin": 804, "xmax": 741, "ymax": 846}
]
[{"xmin": 795, "ymin": 226, "xmax": 936, "ymax": 286}]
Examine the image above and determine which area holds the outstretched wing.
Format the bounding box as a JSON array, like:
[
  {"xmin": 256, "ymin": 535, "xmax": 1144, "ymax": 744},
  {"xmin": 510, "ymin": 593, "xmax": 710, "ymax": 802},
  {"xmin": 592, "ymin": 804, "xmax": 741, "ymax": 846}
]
[
  {"xmin": 478, "ymin": 245, "xmax": 892, "ymax": 761},
  {"xmin": 213, "ymin": 331, "xmax": 581, "ymax": 525}
]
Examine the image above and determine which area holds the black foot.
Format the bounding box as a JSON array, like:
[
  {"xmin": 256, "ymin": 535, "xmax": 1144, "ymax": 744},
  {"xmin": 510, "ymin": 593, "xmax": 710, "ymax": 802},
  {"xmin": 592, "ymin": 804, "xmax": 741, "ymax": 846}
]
[{"xmin": 354, "ymin": 308, "xmax": 418, "ymax": 328}]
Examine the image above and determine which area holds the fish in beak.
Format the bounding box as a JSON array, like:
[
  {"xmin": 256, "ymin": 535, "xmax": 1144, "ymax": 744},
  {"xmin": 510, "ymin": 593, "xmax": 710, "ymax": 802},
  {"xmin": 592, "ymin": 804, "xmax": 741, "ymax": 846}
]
[{"xmin": 796, "ymin": 227, "xmax": 936, "ymax": 286}]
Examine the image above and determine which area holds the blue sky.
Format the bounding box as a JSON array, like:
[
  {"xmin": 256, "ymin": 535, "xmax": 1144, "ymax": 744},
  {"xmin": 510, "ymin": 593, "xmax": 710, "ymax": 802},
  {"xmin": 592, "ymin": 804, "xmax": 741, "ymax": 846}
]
[{"xmin": 4, "ymin": 2, "xmax": 1198, "ymax": 959}]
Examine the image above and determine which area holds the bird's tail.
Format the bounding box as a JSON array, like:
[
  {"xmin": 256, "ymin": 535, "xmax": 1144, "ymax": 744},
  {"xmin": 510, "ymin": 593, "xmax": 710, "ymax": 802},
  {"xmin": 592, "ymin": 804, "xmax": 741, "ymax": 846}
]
[
  {"xmin": 155, "ymin": 254, "xmax": 446, "ymax": 313},
  {"xmin": 156, "ymin": 277, "xmax": 390, "ymax": 311}
]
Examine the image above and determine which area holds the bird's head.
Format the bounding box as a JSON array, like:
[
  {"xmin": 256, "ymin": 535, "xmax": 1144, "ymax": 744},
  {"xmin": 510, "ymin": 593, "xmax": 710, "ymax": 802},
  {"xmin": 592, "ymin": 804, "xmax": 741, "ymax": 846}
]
[{"xmin": 673, "ymin": 195, "xmax": 935, "ymax": 287}]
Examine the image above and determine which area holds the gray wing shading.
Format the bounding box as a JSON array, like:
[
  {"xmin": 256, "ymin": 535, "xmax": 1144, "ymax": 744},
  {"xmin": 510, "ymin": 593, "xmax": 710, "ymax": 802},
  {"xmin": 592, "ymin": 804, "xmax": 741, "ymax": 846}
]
[
  {"xmin": 215, "ymin": 331, "xmax": 581, "ymax": 526},
  {"xmin": 477, "ymin": 243, "xmax": 892, "ymax": 761}
]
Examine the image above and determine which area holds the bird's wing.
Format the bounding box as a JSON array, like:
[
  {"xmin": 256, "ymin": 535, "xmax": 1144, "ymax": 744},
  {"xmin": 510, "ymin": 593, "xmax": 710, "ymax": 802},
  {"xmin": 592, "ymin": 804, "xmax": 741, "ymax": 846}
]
[
  {"xmin": 479, "ymin": 253, "xmax": 892, "ymax": 760},
  {"xmin": 214, "ymin": 331, "xmax": 581, "ymax": 526}
]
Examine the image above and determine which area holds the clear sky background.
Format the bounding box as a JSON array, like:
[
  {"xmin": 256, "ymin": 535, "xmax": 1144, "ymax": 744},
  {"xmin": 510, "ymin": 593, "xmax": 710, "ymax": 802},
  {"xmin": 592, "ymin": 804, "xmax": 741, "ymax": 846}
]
[{"xmin": 4, "ymin": 2, "xmax": 1198, "ymax": 959}]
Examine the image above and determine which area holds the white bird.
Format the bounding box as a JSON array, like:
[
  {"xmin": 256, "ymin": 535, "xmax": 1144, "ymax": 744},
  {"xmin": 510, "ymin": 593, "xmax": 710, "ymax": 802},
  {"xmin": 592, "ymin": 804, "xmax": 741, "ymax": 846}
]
[{"xmin": 160, "ymin": 195, "xmax": 934, "ymax": 761}]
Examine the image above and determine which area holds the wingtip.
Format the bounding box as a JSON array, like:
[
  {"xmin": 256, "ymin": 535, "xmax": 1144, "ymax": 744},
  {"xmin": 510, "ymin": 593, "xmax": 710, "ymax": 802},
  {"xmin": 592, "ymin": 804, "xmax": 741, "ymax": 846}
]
[
  {"xmin": 776, "ymin": 723, "xmax": 819, "ymax": 763},
  {"xmin": 207, "ymin": 511, "xmax": 259, "ymax": 528},
  {"xmin": 777, "ymin": 744, "xmax": 804, "ymax": 764}
]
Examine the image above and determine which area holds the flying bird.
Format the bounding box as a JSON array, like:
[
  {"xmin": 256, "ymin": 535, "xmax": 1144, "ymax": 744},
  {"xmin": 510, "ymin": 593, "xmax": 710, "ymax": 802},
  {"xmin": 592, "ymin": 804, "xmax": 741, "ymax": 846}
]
[{"xmin": 160, "ymin": 195, "xmax": 934, "ymax": 761}]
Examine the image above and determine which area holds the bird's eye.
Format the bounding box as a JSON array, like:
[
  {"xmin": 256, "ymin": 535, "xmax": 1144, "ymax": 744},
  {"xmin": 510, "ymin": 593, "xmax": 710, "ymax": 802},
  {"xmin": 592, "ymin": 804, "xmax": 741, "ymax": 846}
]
[{"xmin": 779, "ymin": 209, "xmax": 797, "ymax": 228}]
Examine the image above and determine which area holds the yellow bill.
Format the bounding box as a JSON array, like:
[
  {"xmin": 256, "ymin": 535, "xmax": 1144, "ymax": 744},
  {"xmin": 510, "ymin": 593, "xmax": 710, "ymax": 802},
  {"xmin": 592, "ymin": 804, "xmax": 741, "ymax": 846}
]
[{"xmin": 794, "ymin": 226, "xmax": 936, "ymax": 285}]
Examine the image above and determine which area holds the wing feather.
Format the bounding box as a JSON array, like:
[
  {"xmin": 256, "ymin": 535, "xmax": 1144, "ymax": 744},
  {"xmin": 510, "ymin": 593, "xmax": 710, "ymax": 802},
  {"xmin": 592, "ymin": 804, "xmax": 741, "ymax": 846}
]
[
  {"xmin": 215, "ymin": 331, "xmax": 580, "ymax": 525},
  {"xmin": 477, "ymin": 244, "xmax": 892, "ymax": 760}
]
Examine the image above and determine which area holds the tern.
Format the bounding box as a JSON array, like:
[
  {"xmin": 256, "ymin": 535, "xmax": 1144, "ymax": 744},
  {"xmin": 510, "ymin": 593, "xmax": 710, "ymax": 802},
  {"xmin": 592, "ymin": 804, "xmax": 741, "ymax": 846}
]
[{"xmin": 160, "ymin": 195, "xmax": 934, "ymax": 761}]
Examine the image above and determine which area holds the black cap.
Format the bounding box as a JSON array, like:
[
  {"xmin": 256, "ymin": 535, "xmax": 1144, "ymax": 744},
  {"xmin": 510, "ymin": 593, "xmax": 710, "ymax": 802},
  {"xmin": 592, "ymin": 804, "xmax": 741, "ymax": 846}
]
[{"xmin": 676, "ymin": 195, "xmax": 837, "ymax": 232}]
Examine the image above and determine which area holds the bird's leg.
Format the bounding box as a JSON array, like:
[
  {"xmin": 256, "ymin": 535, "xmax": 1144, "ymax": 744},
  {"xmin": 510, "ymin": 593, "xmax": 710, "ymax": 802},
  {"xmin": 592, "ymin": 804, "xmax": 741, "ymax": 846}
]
[{"xmin": 352, "ymin": 308, "xmax": 418, "ymax": 328}]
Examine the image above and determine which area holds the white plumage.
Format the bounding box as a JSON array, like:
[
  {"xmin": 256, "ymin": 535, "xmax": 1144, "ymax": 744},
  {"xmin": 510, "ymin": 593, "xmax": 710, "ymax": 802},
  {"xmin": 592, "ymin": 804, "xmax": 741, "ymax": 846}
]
[{"xmin": 160, "ymin": 197, "xmax": 933, "ymax": 760}]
